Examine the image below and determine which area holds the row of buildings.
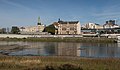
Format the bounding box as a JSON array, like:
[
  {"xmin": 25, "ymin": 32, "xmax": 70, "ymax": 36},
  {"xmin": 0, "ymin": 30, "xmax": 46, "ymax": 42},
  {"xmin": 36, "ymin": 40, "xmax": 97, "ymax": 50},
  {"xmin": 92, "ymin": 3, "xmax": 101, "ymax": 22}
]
[
  {"xmin": 0, "ymin": 17, "xmax": 120, "ymax": 35},
  {"xmin": 83, "ymin": 20, "xmax": 119, "ymax": 29},
  {"xmin": 82, "ymin": 20, "xmax": 120, "ymax": 34},
  {"xmin": 19, "ymin": 18, "xmax": 81, "ymax": 35}
]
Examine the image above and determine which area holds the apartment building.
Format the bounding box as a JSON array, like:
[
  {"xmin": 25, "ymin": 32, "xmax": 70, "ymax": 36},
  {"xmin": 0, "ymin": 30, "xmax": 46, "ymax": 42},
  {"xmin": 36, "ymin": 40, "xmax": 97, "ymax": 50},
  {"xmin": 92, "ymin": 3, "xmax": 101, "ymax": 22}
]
[{"xmin": 58, "ymin": 20, "xmax": 81, "ymax": 35}]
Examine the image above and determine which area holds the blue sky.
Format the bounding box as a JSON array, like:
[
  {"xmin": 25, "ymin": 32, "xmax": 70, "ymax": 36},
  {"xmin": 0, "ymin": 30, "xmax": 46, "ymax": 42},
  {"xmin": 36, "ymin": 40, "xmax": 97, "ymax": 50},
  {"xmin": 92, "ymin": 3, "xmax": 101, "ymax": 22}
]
[{"xmin": 0, "ymin": 0, "xmax": 120, "ymax": 28}]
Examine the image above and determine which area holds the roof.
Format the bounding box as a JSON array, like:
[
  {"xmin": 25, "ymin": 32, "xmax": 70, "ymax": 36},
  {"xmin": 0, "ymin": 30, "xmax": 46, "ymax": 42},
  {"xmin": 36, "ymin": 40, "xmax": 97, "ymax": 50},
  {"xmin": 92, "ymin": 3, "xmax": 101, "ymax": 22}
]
[
  {"xmin": 58, "ymin": 21, "xmax": 79, "ymax": 24},
  {"xmin": 95, "ymin": 23, "xmax": 100, "ymax": 25},
  {"xmin": 20, "ymin": 27, "xmax": 25, "ymax": 29},
  {"xmin": 53, "ymin": 22, "xmax": 59, "ymax": 26},
  {"xmin": 103, "ymin": 23, "xmax": 115, "ymax": 26},
  {"xmin": 104, "ymin": 20, "xmax": 116, "ymax": 26}
]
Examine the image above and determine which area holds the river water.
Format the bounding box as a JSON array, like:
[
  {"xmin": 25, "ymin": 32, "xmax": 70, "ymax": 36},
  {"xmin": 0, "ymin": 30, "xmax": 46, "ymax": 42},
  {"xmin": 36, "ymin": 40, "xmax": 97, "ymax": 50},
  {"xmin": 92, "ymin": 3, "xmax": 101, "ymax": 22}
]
[{"xmin": 0, "ymin": 41, "xmax": 120, "ymax": 58}]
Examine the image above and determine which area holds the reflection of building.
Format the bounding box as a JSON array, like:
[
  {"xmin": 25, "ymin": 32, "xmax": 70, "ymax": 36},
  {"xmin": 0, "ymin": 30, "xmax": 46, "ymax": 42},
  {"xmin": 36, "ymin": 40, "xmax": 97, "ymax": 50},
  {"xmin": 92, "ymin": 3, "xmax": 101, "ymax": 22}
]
[
  {"xmin": 20, "ymin": 17, "xmax": 46, "ymax": 35},
  {"xmin": 58, "ymin": 19, "xmax": 81, "ymax": 35},
  {"xmin": 57, "ymin": 42, "xmax": 80, "ymax": 56},
  {"xmin": 79, "ymin": 43, "xmax": 118, "ymax": 57}
]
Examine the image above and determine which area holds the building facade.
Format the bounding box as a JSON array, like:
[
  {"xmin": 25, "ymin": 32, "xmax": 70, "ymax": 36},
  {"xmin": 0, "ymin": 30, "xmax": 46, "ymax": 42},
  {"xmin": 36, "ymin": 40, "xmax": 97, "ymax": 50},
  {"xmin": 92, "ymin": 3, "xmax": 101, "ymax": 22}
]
[
  {"xmin": 20, "ymin": 25, "xmax": 45, "ymax": 32},
  {"xmin": 19, "ymin": 17, "xmax": 46, "ymax": 35},
  {"xmin": 103, "ymin": 20, "xmax": 119, "ymax": 29},
  {"xmin": 58, "ymin": 20, "xmax": 81, "ymax": 35},
  {"xmin": 84, "ymin": 23, "xmax": 103, "ymax": 29}
]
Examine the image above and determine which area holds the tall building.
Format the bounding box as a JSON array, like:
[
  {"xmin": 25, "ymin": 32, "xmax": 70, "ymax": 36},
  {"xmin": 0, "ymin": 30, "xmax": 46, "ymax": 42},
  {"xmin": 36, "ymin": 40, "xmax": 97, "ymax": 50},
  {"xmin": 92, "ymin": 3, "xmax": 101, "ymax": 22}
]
[{"xmin": 57, "ymin": 19, "xmax": 81, "ymax": 35}]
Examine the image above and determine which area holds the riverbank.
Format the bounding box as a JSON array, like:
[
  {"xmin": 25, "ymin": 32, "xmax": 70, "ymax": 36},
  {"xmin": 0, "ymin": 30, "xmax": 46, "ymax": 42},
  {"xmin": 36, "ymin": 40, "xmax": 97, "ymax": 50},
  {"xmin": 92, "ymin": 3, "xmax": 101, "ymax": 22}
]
[
  {"xmin": 0, "ymin": 44, "xmax": 29, "ymax": 55},
  {"xmin": 0, "ymin": 37, "xmax": 117, "ymax": 43},
  {"xmin": 0, "ymin": 56, "xmax": 119, "ymax": 70}
]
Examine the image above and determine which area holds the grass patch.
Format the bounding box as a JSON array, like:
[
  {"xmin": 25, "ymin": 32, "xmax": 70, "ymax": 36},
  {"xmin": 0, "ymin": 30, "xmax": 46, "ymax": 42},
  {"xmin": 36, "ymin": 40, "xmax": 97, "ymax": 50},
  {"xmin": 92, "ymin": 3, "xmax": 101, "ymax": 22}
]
[
  {"xmin": 0, "ymin": 56, "xmax": 119, "ymax": 70},
  {"xmin": 0, "ymin": 37, "xmax": 116, "ymax": 43}
]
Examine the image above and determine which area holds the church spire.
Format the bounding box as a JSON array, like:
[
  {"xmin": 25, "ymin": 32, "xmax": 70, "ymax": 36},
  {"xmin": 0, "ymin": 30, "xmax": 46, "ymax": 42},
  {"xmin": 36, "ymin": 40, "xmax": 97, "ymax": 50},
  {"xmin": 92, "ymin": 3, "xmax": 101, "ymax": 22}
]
[{"xmin": 37, "ymin": 16, "xmax": 41, "ymax": 25}]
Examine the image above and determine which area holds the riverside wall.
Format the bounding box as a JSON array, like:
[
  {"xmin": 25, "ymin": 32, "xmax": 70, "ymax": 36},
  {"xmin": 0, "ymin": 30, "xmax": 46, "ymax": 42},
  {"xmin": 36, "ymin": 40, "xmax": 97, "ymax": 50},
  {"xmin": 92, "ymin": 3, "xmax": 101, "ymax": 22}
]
[
  {"xmin": 0, "ymin": 34, "xmax": 120, "ymax": 38},
  {"xmin": 0, "ymin": 34, "xmax": 83, "ymax": 38}
]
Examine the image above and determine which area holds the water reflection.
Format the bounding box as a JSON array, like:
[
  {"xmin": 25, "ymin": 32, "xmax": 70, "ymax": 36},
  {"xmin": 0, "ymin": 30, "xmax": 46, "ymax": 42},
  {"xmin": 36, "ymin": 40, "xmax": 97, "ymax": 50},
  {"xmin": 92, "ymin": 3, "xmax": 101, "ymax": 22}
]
[
  {"xmin": 79, "ymin": 43, "xmax": 118, "ymax": 58},
  {"xmin": 0, "ymin": 41, "xmax": 120, "ymax": 58},
  {"xmin": 57, "ymin": 42, "xmax": 80, "ymax": 56}
]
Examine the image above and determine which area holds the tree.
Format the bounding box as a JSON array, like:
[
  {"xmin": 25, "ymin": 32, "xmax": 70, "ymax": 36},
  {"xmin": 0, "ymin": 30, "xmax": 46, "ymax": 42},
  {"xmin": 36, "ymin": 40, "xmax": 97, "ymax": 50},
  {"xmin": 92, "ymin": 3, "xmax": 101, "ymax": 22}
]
[
  {"xmin": 0, "ymin": 28, "xmax": 6, "ymax": 34},
  {"xmin": 11, "ymin": 26, "xmax": 20, "ymax": 34}
]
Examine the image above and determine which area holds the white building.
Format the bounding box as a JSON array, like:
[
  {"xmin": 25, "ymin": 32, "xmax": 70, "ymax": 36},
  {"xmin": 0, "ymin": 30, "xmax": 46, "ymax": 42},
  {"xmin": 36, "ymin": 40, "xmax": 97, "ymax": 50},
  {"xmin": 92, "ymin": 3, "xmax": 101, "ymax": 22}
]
[
  {"xmin": 103, "ymin": 20, "xmax": 120, "ymax": 29},
  {"xmin": 19, "ymin": 17, "xmax": 46, "ymax": 35},
  {"xmin": 20, "ymin": 25, "xmax": 45, "ymax": 32},
  {"xmin": 103, "ymin": 23, "xmax": 119, "ymax": 29},
  {"xmin": 85, "ymin": 23, "xmax": 103, "ymax": 29}
]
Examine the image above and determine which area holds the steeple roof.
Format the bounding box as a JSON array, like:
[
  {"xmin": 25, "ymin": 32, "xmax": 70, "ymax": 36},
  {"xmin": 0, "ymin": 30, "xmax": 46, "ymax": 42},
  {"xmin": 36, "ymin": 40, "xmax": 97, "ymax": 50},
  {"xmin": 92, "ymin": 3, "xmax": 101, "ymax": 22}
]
[{"xmin": 37, "ymin": 16, "xmax": 41, "ymax": 25}]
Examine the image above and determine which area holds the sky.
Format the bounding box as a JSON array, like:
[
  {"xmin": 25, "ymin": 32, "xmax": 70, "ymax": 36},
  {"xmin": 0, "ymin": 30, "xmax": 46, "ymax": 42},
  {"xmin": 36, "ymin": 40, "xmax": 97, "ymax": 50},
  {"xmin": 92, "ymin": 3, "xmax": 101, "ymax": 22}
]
[{"xmin": 0, "ymin": 0, "xmax": 120, "ymax": 28}]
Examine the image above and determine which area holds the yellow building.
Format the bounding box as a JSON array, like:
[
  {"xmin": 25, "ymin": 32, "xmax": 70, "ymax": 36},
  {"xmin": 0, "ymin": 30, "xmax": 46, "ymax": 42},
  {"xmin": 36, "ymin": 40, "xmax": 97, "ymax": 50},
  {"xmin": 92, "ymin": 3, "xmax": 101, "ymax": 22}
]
[{"xmin": 58, "ymin": 20, "xmax": 81, "ymax": 35}]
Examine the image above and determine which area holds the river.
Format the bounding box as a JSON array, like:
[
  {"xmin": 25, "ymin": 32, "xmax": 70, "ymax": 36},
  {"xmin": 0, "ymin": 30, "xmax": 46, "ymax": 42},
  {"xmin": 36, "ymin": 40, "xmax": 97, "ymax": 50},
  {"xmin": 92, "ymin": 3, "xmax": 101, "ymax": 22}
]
[{"xmin": 0, "ymin": 41, "xmax": 120, "ymax": 58}]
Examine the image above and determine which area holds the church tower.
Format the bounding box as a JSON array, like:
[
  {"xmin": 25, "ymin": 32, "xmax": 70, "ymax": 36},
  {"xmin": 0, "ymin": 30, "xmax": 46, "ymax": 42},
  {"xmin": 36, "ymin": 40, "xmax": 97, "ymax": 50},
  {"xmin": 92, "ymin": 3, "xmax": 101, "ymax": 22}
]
[{"xmin": 37, "ymin": 16, "xmax": 41, "ymax": 25}]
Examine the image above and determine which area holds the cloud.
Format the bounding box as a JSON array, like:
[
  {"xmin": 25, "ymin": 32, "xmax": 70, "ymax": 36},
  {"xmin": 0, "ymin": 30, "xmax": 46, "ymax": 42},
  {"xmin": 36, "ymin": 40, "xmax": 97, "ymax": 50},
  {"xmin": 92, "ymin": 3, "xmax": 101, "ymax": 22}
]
[
  {"xmin": 94, "ymin": 12, "xmax": 120, "ymax": 17},
  {"xmin": 1, "ymin": 0, "xmax": 31, "ymax": 10},
  {"xmin": 92, "ymin": 3, "xmax": 120, "ymax": 20}
]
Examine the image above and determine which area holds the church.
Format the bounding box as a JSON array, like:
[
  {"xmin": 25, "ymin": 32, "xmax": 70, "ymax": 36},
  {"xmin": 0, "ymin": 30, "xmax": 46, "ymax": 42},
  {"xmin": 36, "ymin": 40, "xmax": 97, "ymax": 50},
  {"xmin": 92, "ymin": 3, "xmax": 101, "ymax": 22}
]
[{"xmin": 19, "ymin": 17, "xmax": 47, "ymax": 35}]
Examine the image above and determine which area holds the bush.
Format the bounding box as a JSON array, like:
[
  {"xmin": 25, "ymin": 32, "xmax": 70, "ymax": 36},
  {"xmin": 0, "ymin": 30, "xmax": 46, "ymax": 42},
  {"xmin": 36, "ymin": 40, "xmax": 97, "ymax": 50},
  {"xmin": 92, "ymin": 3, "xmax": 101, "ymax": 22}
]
[
  {"xmin": 58, "ymin": 64, "xmax": 83, "ymax": 70},
  {"xmin": 44, "ymin": 64, "xmax": 83, "ymax": 70}
]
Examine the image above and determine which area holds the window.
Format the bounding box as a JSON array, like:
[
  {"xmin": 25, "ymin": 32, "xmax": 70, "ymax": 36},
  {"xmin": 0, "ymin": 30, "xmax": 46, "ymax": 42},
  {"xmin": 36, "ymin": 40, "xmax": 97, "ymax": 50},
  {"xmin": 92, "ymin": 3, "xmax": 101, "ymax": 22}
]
[
  {"xmin": 70, "ymin": 27, "xmax": 74, "ymax": 30},
  {"xmin": 62, "ymin": 28, "xmax": 66, "ymax": 30}
]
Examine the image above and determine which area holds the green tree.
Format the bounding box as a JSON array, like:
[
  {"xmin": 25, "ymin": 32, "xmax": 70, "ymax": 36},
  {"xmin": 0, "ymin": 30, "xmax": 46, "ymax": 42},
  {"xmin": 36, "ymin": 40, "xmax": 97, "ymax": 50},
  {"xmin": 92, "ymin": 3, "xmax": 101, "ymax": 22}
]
[
  {"xmin": 11, "ymin": 26, "xmax": 20, "ymax": 34},
  {"xmin": 0, "ymin": 28, "xmax": 6, "ymax": 34}
]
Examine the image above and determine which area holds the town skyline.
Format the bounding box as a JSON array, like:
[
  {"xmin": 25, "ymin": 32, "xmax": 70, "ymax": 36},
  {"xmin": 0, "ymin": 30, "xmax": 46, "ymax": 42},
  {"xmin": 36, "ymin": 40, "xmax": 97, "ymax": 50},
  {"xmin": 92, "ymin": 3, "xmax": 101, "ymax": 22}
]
[{"xmin": 0, "ymin": 0, "xmax": 120, "ymax": 28}]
